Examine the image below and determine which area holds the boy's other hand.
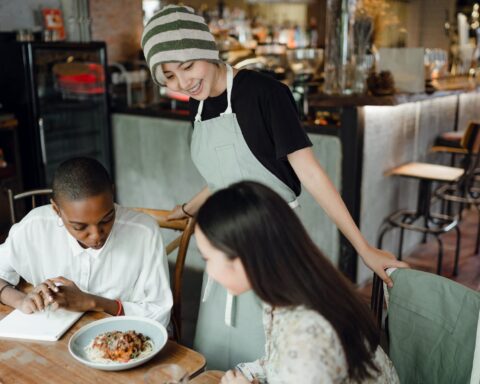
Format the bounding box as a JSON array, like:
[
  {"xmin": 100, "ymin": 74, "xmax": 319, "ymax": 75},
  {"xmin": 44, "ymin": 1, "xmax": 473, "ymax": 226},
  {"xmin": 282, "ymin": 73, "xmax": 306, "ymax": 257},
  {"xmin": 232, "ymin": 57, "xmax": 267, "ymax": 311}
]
[
  {"xmin": 18, "ymin": 291, "xmax": 47, "ymax": 314},
  {"xmin": 48, "ymin": 276, "xmax": 93, "ymax": 312},
  {"xmin": 18, "ymin": 280, "xmax": 58, "ymax": 313}
]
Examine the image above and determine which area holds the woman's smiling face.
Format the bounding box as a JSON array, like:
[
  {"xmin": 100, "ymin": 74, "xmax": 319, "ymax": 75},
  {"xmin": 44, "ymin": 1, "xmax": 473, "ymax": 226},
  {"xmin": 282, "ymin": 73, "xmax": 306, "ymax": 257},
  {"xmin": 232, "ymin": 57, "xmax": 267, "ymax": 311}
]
[{"xmin": 160, "ymin": 60, "xmax": 223, "ymax": 100}]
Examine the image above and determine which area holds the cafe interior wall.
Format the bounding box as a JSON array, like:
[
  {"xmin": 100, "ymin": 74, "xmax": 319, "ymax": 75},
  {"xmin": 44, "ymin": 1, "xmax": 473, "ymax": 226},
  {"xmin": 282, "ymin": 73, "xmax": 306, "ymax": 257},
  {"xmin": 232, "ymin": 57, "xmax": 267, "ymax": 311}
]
[
  {"xmin": 89, "ymin": 0, "xmax": 144, "ymax": 62},
  {"xmin": 378, "ymin": 0, "xmax": 455, "ymax": 51},
  {"xmin": 162, "ymin": 0, "xmax": 327, "ymax": 47},
  {"xmin": 0, "ymin": 0, "xmax": 61, "ymax": 32}
]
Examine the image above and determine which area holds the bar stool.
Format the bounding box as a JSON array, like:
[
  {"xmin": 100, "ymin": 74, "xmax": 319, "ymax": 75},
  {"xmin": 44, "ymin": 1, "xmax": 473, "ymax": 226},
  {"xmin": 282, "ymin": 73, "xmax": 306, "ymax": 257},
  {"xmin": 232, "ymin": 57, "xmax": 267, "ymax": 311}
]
[
  {"xmin": 435, "ymin": 122, "xmax": 480, "ymax": 254},
  {"xmin": 378, "ymin": 163, "xmax": 463, "ymax": 276}
]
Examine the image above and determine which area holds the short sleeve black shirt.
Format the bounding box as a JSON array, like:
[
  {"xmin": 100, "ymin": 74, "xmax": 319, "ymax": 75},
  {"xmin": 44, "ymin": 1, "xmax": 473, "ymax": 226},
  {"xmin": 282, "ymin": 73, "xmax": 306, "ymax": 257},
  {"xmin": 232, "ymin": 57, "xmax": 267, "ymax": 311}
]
[{"xmin": 189, "ymin": 69, "xmax": 312, "ymax": 196}]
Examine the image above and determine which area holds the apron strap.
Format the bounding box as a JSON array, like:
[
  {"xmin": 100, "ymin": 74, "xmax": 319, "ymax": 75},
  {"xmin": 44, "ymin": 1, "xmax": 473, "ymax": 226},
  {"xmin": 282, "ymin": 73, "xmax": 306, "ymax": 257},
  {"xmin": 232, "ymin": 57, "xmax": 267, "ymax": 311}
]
[
  {"xmin": 194, "ymin": 99, "xmax": 204, "ymax": 122},
  {"xmin": 220, "ymin": 64, "xmax": 233, "ymax": 116},
  {"xmin": 225, "ymin": 292, "xmax": 235, "ymax": 327},
  {"xmin": 194, "ymin": 64, "xmax": 233, "ymax": 122}
]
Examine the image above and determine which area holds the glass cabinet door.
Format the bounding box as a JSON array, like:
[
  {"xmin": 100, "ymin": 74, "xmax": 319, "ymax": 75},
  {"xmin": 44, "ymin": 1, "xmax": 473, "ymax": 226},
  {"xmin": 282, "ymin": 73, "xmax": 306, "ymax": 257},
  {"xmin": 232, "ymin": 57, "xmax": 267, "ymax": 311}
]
[{"xmin": 33, "ymin": 45, "xmax": 111, "ymax": 186}]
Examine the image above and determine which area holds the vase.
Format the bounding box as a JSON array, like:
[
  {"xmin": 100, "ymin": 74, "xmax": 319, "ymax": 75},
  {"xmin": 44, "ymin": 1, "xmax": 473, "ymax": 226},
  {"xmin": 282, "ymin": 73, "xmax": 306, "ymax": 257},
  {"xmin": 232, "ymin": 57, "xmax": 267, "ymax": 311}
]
[
  {"xmin": 323, "ymin": 0, "xmax": 357, "ymax": 95},
  {"xmin": 352, "ymin": 13, "xmax": 373, "ymax": 93}
]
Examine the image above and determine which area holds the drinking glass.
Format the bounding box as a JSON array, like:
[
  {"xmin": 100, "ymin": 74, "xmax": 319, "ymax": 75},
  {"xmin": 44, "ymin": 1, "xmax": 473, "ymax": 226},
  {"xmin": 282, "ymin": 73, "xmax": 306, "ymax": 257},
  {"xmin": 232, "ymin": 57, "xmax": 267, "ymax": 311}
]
[{"xmin": 144, "ymin": 364, "xmax": 189, "ymax": 384}]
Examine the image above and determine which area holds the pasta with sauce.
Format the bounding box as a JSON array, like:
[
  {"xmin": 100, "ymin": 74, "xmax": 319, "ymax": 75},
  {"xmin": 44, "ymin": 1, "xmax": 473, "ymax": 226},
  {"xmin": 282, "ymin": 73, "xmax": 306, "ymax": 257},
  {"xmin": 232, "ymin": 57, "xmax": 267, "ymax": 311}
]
[{"xmin": 85, "ymin": 330, "xmax": 154, "ymax": 363}]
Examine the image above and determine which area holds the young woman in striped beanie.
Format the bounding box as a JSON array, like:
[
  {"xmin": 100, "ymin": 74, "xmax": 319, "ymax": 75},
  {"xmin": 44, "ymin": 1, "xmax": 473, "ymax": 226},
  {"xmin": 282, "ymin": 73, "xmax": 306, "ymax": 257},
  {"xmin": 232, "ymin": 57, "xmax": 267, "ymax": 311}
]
[{"xmin": 142, "ymin": 3, "xmax": 407, "ymax": 375}]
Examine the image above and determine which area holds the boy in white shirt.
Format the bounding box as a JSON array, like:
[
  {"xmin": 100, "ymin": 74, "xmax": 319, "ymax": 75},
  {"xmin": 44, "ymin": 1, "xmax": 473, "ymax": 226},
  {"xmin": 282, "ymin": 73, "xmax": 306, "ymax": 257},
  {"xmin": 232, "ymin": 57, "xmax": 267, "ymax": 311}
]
[{"xmin": 0, "ymin": 157, "xmax": 172, "ymax": 326}]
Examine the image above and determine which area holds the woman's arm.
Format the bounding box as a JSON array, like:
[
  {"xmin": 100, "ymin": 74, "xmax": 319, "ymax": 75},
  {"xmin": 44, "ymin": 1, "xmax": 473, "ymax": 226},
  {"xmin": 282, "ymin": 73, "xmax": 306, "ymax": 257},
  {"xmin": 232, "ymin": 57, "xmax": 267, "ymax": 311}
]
[
  {"xmin": 167, "ymin": 186, "xmax": 211, "ymax": 220},
  {"xmin": 288, "ymin": 147, "xmax": 408, "ymax": 286}
]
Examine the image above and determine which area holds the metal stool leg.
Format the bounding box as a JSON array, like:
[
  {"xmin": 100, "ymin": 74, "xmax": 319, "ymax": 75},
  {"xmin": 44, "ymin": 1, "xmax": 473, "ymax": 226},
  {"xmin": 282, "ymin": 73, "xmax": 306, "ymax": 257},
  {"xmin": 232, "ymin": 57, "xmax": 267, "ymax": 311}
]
[
  {"xmin": 377, "ymin": 224, "xmax": 394, "ymax": 250},
  {"xmin": 453, "ymin": 225, "xmax": 461, "ymax": 276},
  {"xmin": 397, "ymin": 227, "xmax": 405, "ymax": 261},
  {"xmin": 435, "ymin": 235, "xmax": 444, "ymax": 275}
]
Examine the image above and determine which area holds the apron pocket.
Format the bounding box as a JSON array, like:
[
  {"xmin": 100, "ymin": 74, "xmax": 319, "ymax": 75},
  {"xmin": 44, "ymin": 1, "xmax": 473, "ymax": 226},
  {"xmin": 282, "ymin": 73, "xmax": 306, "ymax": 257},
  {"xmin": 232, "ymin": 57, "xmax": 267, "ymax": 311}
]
[{"xmin": 215, "ymin": 144, "xmax": 244, "ymax": 187}]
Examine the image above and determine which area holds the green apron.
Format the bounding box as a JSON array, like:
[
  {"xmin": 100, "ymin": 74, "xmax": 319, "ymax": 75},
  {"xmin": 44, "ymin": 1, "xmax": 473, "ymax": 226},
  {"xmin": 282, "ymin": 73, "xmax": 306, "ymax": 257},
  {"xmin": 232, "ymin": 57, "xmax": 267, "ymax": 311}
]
[{"xmin": 191, "ymin": 64, "xmax": 298, "ymax": 370}]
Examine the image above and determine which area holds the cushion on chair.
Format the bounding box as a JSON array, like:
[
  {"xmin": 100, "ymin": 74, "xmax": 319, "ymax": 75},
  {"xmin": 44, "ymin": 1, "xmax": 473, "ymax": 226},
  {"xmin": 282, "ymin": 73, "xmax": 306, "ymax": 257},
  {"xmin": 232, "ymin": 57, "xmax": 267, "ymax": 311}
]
[{"xmin": 387, "ymin": 269, "xmax": 480, "ymax": 384}]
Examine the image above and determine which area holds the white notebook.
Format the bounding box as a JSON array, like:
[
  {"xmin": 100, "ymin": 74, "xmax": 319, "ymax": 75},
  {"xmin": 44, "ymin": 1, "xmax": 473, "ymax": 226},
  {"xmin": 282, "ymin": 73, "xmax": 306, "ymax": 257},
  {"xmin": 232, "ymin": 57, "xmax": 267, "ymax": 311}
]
[{"xmin": 0, "ymin": 309, "xmax": 83, "ymax": 341}]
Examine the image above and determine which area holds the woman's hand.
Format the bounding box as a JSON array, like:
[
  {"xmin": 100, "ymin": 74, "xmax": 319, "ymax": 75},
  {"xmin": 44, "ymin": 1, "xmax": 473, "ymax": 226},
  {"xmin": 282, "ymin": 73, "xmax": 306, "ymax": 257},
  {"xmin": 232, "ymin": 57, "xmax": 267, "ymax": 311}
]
[
  {"xmin": 167, "ymin": 204, "xmax": 189, "ymax": 221},
  {"xmin": 48, "ymin": 276, "xmax": 94, "ymax": 312},
  {"xmin": 221, "ymin": 370, "xmax": 256, "ymax": 384},
  {"xmin": 167, "ymin": 187, "xmax": 211, "ymax": 221},
  {"xmin": 359, "ymin": 245, "xmax": 409, "ymax": 288}
]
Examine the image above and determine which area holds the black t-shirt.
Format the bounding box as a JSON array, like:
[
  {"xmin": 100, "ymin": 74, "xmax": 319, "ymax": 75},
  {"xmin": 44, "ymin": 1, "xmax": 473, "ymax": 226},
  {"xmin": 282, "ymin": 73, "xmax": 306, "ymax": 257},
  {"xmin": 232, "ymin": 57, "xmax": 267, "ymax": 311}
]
[{"xmin": 189, "ymin": 69, "xmax": 312, "ymax": 196}]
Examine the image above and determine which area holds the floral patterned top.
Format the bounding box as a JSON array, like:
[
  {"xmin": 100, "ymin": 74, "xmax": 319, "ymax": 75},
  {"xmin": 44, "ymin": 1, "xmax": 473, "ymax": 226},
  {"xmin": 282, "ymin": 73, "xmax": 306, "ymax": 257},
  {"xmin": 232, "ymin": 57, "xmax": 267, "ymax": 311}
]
[{"xmin": 236, "ymin": 305, "xmax": 399, "ymax": 384}]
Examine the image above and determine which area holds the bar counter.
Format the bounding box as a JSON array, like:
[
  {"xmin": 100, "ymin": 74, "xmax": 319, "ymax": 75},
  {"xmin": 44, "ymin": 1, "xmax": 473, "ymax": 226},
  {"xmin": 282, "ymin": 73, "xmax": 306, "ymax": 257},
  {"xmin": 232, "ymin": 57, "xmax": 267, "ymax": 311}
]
[{"xmin": 111, "ymin": 86, "xmax": 480, "ymax": 284}]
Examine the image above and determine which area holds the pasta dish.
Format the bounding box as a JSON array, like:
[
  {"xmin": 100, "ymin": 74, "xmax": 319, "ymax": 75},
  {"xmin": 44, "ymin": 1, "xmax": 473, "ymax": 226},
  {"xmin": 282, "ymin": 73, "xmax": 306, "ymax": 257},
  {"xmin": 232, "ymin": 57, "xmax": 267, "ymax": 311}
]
[{"xmin": 84, "ymin": 330, "xmax": 153, "ymax": 363}]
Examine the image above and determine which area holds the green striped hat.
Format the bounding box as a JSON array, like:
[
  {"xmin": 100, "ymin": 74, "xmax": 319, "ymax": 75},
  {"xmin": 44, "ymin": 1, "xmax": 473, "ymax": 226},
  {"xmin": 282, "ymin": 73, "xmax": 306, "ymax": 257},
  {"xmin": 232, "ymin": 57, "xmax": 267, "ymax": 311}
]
[{"xmin": 141, "ymin": 5, "xmax": 220, "ymax": 85}]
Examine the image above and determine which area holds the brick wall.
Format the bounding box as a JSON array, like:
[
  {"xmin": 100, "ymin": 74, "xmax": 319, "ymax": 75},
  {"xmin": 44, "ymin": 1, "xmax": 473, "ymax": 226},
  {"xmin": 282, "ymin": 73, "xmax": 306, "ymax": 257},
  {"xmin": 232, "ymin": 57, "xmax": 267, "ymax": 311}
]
[{"xmin": 89, "ymin": 0, "xmax": 143, "ymax": 63}]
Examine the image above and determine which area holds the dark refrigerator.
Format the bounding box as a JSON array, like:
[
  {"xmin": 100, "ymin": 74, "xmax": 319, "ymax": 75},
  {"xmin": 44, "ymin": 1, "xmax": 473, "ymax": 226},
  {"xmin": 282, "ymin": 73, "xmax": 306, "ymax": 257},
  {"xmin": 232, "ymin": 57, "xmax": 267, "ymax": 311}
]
[{"xmin": 0, "ymin": 41, "xmax": 112, "ymax": 191}]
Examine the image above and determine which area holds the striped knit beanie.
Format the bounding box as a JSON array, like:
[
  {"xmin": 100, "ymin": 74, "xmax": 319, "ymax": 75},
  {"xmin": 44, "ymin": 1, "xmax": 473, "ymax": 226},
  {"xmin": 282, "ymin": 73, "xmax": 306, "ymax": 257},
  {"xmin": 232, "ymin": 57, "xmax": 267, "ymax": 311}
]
[{"xmin": 141, "ymin": 5, "xmax": 220, "ymax": 85}]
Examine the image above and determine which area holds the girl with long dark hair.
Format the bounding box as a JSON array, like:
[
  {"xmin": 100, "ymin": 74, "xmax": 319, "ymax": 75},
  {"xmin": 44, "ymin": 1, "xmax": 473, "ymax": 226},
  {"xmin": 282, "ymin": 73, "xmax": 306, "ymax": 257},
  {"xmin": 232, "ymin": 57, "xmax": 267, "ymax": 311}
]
[{"xmin": 196, "ymin": 181, "xmax": 399, "ymax": 383}]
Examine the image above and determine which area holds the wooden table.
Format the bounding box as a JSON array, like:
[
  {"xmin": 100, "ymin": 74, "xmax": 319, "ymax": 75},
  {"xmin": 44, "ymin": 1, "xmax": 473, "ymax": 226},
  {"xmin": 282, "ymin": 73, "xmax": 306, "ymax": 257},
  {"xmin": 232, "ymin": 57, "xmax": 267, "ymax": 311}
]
[
  {"xmin": 0, "ymin": 305, "xmax": 206, "ymax": 383},
  {"xmin": 190, "ymin": 370, "xmax": 224, "ymax": 384}
]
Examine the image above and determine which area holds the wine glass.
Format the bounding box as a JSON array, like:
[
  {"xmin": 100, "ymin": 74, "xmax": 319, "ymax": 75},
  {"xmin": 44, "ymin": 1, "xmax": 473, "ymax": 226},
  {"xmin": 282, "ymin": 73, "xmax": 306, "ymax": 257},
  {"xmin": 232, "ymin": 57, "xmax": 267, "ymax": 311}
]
[{"xmin": 144, "ymin": 364, "xmax": 189, "ymax": 384}]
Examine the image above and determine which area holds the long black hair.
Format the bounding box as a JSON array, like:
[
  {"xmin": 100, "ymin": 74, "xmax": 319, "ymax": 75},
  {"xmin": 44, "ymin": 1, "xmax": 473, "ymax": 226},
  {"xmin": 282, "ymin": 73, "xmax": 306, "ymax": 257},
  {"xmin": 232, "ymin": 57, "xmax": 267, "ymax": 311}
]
[{"xmin": 196, "ymin": 181, "xmax": 380, "ymax": 382}]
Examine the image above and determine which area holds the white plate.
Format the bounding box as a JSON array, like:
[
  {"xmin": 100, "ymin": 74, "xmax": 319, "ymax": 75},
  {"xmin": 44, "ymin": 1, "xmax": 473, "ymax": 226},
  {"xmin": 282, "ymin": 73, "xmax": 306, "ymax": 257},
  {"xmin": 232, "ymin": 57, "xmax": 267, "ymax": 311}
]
[{"xmin": 68, "ymin": 316, "xmax": 167, "ymax": 371}]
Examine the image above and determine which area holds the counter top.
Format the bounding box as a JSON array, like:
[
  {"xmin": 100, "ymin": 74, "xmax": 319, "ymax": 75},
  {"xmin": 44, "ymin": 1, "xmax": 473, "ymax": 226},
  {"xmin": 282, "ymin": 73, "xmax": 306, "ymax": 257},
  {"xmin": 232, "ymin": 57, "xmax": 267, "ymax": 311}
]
[
  {"xmin": 113, "ymin": 78, "xmax": 478, "ymax": 120},
  {"xmin": 113, "ymin": 104, "xmax": 191, "ymax": 121},
  {"xmin": 309, "ymin": 77, "xmax": 478, "ymax": 108}
]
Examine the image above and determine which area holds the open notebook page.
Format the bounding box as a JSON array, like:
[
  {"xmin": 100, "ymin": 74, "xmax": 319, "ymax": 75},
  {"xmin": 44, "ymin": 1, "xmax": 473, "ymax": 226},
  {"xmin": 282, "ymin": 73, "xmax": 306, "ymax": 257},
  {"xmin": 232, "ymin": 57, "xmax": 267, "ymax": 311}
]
[{"xmin": 0, "ymin": 308, "xmax": 83, "ymax": 341}]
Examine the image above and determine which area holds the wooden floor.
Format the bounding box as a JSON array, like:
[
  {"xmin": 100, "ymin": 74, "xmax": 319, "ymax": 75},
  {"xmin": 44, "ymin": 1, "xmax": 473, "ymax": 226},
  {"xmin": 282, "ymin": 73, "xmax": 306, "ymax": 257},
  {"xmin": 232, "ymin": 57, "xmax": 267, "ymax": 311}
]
[{"xmin": 358, "ymin": 206, "xmax": 480, "ymax": 302}]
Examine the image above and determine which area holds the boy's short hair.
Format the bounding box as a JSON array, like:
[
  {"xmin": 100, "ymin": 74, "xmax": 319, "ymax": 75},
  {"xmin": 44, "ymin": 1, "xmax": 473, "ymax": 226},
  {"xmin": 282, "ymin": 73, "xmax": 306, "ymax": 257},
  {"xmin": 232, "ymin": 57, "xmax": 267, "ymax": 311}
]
[{"xmin": 52, "ymin": 157, "xmax": 113, "ymax": 202}]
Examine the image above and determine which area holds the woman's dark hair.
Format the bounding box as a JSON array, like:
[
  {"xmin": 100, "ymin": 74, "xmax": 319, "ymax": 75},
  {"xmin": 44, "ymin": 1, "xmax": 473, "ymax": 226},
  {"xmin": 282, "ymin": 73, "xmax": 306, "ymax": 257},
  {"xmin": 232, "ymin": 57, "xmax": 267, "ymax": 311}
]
[{"xmin": 196, "ymin": 181, "xmax": 380, "ymax": 382}]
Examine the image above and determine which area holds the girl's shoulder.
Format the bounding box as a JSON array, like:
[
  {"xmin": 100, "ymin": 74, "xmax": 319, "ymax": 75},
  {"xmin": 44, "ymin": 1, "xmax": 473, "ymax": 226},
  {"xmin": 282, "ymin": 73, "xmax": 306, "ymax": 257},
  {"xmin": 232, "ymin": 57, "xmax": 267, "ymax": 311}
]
[{"xmin": 234, "ymin": 69, "xmax": 290, "ymax": 95}]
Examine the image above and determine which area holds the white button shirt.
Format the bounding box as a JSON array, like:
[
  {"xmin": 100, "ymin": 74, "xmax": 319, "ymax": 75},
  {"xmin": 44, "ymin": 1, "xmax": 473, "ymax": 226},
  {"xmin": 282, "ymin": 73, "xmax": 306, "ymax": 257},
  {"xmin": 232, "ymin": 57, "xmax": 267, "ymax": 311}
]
[{"xmin": 0, "ymin": 204, "xmax": 172, "ymax": 326}]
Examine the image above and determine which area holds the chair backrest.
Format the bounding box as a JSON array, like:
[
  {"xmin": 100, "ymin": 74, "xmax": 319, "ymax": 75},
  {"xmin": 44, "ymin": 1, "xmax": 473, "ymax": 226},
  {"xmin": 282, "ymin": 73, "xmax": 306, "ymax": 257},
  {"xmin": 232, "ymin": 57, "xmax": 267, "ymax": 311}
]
[
  {"xmin": 132, "ymin": 207, "xmax": 195, "ymax": 342},
  {"xmin": 6, "ymin": 188, "xmax": 53, "ymax": 225},
  {"xmin": 460, "ymin": 121, "xmax": 480, "ymax": 154},
  {"xmin": 370, "ymin": 273, "xmax": 384, "ymax": 330},
  {"xmin": 456, "ymin": 121, "xmax": 480, "ymax": 188}
]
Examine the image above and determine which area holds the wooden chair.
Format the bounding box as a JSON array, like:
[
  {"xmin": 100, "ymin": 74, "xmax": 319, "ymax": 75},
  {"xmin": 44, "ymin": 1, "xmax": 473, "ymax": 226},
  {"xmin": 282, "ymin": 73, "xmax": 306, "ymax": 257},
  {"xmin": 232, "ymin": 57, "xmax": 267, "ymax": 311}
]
[
  {"xmin": 132, "ymin": 208, "xmax": 195, "ymax": 342},
  {"xmin": 6, "ymin": 188, "xmax": 53, "ymax": 225}
]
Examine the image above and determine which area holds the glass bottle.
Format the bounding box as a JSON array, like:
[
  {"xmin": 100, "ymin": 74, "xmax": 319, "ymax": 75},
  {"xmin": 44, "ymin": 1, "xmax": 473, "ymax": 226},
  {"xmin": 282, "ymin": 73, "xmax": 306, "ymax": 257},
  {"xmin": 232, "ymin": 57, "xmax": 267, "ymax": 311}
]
[{"xmin": 323, "ymin": 0, "xmax": 357, "ymax": 95}]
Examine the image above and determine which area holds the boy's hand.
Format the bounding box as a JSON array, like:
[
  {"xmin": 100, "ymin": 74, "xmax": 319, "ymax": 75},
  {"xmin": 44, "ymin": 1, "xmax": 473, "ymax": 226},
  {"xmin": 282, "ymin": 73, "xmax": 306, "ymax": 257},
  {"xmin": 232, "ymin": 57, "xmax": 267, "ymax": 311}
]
[
  {"xmin": 18, "ymin": 291, "xmax": 47, "ymax": 314},
  {"xmin": 48, "ymin": 276, "xmax": 93, "ymax": 312},
  {"xmin": 18, "ymin": 279, "xmax": 58, "ymax": 313}
]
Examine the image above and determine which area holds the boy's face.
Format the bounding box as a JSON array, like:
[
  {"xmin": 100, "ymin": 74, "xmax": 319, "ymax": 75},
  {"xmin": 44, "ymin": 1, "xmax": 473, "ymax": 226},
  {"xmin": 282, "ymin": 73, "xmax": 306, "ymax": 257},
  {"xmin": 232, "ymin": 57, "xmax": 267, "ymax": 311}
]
[{"xmin": 52, "ymin": 192, "xmax": 115, "ymax": 250}]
